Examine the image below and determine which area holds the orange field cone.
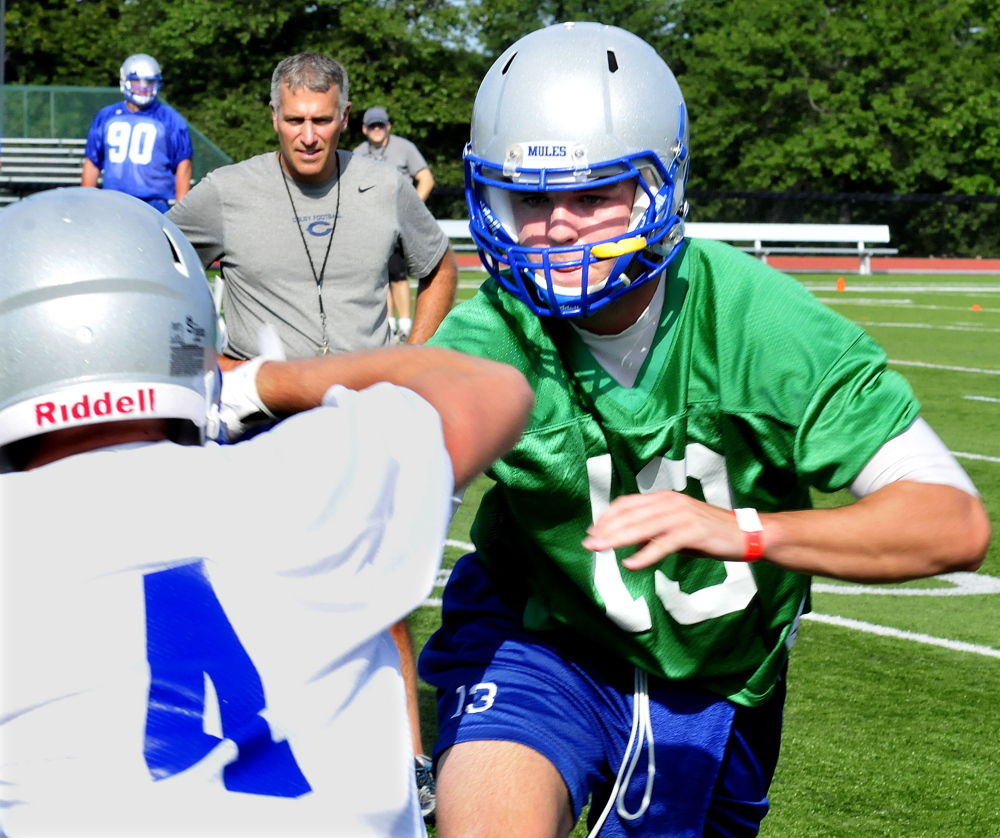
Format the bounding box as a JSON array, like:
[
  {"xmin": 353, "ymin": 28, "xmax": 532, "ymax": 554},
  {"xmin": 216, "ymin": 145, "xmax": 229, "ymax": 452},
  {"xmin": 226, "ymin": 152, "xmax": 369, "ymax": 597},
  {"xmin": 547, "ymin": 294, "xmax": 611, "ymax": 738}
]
[
  {"xmin": 972, "ymin": 304, "xmax": 983, "ymax": 311},
  {"xmin": 836, "ymin": 277, "xmax": 846, "ymax": 292}
]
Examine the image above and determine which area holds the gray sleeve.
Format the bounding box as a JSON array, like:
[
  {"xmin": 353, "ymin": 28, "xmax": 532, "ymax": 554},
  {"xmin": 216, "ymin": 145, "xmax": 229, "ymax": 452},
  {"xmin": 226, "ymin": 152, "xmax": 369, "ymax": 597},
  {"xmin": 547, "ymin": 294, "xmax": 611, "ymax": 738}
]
[
  {"xmin": 405, "ymin": 142, "xmax": 429, "ymax": 175},
  {"xmin": 166, "ymin": 177, "xmax": 225, "ymax": 268},
  {"xmin": 396, "ymin": 177, "xmax": 449, "ymax": 279}
]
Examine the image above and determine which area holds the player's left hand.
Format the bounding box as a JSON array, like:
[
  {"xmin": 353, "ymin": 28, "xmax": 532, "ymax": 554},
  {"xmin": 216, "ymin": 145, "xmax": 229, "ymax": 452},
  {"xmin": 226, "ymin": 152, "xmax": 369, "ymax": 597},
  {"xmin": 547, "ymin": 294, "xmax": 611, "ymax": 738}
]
[{"xmin": 582, "ymin": 490, "xmax": 744, "ymax": 570}]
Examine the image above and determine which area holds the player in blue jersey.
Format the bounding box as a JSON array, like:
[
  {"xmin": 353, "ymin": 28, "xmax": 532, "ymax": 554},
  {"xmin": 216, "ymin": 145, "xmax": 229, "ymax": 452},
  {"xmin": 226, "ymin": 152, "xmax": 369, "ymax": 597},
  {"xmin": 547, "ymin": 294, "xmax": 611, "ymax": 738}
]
[
  {"xmin": 82, "ymin": 54, "xmax": 193, "ymax": 212},
  {"xmin": 0, "ymin": 187, "xmax": 532, "ymax": 837},
  {"xmin": 418, "ymin": 22, "xmax": 991, "ymax": 838}
]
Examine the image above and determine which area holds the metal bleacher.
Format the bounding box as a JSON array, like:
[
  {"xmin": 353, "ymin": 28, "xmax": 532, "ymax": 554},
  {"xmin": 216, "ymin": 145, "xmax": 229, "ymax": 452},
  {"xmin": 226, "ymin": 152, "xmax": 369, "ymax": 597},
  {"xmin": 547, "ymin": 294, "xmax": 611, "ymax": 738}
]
[
  {"xmin": 0, "ymin": 138, "xmax": 87, "ymax": 204},
  {"xmin": 437, "ymin": 219, "xmax": 896, "ymax": 275},
  {"xmin": 0, "ymin": 84, "xmax": 231, "ymax": 206}
]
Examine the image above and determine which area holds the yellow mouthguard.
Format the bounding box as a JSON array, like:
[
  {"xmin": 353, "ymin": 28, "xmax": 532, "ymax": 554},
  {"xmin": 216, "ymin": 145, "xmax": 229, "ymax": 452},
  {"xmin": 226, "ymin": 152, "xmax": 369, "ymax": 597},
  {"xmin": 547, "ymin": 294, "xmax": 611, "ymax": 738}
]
[{"xmin": 590, "ymin": 236, "xmax": 647, "ymax": 259}]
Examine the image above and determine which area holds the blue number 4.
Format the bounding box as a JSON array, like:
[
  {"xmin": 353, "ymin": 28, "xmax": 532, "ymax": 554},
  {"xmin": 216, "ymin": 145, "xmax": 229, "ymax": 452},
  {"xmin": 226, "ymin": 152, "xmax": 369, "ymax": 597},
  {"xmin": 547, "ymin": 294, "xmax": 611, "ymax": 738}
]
[{"xmin": 143, "ymin": 561, "xmax": 311, "ymax": 798}]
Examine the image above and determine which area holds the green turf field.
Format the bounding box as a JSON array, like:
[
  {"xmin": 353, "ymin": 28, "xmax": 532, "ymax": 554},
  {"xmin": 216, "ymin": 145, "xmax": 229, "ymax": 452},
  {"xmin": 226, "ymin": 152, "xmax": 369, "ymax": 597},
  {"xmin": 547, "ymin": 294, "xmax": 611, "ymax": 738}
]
[{"xmin": 412, "ymin": 270, "xmax": 1000, "ymax": 837}]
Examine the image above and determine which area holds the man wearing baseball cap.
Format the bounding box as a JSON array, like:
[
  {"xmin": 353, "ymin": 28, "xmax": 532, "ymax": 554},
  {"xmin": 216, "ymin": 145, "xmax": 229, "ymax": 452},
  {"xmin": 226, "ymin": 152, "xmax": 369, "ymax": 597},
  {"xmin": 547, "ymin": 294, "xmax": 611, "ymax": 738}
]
[
  {"xmin": 354, "ymin": 105, "xmax": 436, "ymax": 341},
  {"xmin": 355, "ymin": 106, "xmax": 435, "ymax": 201}
]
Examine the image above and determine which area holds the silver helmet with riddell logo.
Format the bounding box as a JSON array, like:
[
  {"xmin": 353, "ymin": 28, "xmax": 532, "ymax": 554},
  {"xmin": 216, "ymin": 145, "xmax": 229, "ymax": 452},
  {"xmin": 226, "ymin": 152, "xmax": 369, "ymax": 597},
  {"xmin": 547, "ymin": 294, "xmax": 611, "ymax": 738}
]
[
  {"xmin": 0, "ymin": 188, "xmax": 221, "ymax": 468},
  {"xmin": 465, "ymin": 21, "xmax": 690, "ymax": 318}
]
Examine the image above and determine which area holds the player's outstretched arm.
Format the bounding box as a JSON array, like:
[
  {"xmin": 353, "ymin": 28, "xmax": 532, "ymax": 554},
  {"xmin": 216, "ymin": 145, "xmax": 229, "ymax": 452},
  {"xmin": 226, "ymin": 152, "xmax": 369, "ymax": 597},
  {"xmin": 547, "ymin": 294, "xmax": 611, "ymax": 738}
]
[
  {"xmin": 254, "ymin": 345, "xmax": 533, "ymax": 488},
  {"xmin": 584, "ymin": 481, "xmax": 989, "ymax": 583},
  {"xmin": 753, "ymin": 480, "xmax": 988, "ymax": 581}
]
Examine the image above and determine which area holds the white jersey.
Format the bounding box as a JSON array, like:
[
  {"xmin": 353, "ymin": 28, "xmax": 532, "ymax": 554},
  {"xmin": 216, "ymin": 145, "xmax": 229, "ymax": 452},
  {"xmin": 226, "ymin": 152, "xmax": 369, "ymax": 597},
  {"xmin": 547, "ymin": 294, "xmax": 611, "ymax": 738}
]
[{"xmin": 0, "ymin": 383, "xmax": 452, "ymax": 837}]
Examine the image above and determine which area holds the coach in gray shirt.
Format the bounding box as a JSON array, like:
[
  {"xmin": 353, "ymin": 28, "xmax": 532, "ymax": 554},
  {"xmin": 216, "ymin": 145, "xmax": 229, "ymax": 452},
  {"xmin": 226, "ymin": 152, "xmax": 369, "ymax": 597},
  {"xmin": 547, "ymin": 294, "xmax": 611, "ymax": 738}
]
[{"xmin": 168, "ymin": 53, "xmax": 457, "ymax": 361}]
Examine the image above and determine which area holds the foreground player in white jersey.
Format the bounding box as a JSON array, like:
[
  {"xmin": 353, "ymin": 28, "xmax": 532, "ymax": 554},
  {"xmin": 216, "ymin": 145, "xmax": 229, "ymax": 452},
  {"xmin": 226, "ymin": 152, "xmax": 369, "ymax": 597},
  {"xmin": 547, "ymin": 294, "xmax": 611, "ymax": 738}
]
[
  {"xmin": 419, "ymin": 22, "xmax": 990, "ymax": 838},
  {"xmin": 0, "ymin": 188, "xmax": 532, "ymax": 837}
]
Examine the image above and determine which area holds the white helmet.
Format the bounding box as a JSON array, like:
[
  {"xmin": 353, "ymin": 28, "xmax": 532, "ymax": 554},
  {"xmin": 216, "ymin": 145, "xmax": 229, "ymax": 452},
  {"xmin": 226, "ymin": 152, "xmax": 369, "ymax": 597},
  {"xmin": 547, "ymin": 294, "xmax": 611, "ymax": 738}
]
[
  {"xmin": 0, "ymin": 189, "xmax": 221, "ymax": 470},
  {"xmin": 465, "ymin": 22, "xmax": 690, "ymax": 318},
  {"xmin": 120, "ymin": 53, "xmax": 162, "ymax": 107}
]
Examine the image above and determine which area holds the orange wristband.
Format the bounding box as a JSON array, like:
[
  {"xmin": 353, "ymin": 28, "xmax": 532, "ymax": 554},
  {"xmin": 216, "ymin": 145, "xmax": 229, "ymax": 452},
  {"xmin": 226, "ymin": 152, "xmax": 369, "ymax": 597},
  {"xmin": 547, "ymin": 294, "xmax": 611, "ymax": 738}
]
[{"xmin": 732, "ymin": 508, "xmax": 765, "ymax": 562}]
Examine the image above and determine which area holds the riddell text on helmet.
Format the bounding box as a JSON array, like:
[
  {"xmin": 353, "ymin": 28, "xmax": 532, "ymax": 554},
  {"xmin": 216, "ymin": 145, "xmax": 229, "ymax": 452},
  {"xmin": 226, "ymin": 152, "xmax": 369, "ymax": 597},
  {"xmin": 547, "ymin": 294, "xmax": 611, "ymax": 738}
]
[{"xmin": 35, "ymin": 388, "xmax": 157, "ymax": 428}]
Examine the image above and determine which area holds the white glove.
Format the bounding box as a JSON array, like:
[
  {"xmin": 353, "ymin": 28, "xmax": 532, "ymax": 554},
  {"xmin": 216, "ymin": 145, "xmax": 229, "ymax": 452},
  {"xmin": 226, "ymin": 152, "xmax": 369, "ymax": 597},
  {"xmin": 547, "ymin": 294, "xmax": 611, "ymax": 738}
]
[{"xmin": 219, "ymin": 324, "xmax": 286, "ymax": 441}]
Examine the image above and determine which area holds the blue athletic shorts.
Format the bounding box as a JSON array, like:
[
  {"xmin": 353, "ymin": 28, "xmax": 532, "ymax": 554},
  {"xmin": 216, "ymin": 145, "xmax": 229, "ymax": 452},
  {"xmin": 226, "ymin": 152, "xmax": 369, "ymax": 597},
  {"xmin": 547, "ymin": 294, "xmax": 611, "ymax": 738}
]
[{"xmin": 418, "ymin": 554, "xmax": 785, "ymax": 838}]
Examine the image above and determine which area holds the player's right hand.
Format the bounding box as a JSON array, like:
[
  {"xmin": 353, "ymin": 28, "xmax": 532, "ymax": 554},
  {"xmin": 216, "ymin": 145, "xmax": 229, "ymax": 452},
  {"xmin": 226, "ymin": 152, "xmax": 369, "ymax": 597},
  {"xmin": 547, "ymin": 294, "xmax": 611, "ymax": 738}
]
[
  {"xmin": 218, "ymin": 324, "xmax": 285, "ymax": 441},
  {"xmin": 582, "ymin": 490, "xmax": 745, "ymax": 570}
]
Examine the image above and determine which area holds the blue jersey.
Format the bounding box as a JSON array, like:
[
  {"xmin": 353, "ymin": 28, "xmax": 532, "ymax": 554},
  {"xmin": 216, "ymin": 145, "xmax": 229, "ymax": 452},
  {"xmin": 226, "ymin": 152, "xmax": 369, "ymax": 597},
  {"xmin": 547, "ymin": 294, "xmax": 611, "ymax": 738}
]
[{"xmin": 85, "ymin": 100, "xmax": 192, "ymax": 206}]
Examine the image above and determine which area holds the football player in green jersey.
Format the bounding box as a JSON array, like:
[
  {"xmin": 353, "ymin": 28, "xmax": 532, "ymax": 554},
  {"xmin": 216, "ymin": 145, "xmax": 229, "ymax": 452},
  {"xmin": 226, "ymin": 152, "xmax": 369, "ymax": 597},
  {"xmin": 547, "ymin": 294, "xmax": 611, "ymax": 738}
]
[{"xmin": 418, "ymin": 21, "xmax": 990, "ymax": 838}]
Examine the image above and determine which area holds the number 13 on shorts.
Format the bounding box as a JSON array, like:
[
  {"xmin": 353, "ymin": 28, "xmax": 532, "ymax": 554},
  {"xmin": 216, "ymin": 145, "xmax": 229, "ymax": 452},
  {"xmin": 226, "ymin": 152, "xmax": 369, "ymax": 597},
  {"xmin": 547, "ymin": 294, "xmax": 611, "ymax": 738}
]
[{"xmin": 450, "ymin": 682, "xmax": 499, "ymax": 717}]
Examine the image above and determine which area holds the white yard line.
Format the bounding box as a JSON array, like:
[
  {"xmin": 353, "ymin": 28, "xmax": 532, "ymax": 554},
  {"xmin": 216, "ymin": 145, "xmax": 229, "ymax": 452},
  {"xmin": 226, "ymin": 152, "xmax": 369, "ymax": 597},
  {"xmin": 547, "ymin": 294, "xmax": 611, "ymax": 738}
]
[
  {"xmin": 815, "ymin": 297, "xmax": 915, "ymax": 305},
  {"xmin": 888, "ymin": 359, "xmax": 1000, "ymax": 375},
  {"xmin": 802, "ymin": 613, "xmax": 1000, "ymax": 659},
  {"xmin": 813, "ymin": 571, "xmax": 1000, "ymax": 596},
  {"xmin": 858, "ymin": 320, "xmax": 1000, "ymax": 333},
  {"xmin": 965, "ymin": 395, "xmax": 1000, "ymax": 403},
  {"xmin": 801, "ymin": 283, "xmax": 1000, "ymax": 293},
  {"xmin": 952, "ymin": 451, "xmax": 1000, "ymax": 463},
  {"xmin": 819, "ymin": 298, "xmax": 999, "ymax": 313}
]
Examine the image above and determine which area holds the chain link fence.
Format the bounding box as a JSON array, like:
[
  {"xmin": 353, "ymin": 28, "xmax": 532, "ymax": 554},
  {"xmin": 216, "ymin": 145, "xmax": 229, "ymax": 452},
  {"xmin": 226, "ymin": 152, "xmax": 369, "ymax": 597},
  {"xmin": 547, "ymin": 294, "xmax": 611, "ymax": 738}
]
[{"xmin": 1, "ymin": 84, "xmax": 230, "ymax": 184}]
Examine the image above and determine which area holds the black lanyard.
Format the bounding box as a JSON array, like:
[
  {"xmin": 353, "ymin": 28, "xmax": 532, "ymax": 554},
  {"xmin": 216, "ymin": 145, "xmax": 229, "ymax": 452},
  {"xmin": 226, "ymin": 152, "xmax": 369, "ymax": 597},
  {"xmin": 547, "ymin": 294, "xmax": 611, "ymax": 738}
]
[{"xmin": 279, "ymin": 151, "xmax": 341, "ymax": 354}]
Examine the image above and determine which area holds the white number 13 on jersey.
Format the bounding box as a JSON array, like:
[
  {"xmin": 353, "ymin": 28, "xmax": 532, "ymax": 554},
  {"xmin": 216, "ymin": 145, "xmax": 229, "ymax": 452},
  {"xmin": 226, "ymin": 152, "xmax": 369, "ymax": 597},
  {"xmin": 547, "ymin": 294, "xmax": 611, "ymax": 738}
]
[{"xmin": 588, "ymin": 446, "xmax": 757, "ymax": 631}]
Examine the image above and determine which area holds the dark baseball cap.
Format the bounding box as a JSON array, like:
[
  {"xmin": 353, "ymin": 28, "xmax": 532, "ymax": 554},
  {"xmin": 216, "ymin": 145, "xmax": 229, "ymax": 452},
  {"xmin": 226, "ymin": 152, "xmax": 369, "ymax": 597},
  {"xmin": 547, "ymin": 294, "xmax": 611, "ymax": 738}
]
[{"xmin": 363, "ymin": 106, "xmax": 390, "ymax": 126}]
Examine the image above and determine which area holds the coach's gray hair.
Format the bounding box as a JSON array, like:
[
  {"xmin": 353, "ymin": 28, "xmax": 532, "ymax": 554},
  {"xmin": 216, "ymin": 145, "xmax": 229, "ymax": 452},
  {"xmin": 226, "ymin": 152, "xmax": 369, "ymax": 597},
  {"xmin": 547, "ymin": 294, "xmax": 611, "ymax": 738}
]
[{"xmin": 270, "ymin": 53, "xmax": 350, "ymax": 116}]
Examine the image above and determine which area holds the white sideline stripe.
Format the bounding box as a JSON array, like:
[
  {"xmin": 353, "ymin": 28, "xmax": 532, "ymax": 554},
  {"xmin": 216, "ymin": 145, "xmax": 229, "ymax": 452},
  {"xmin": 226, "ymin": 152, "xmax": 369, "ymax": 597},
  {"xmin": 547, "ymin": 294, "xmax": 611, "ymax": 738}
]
[
  {"xmin": 965, "ymin": 395, "xmax": 1000, "ymax": 403},
  {"xmin": 445, "ymin": 539, "xmax": 474, "ymax": 552},
  {"xmin": 816, "ymin": 297, "xmax": 915, "ymax": 306},
  {"xmin": 859, "ymin": 320, "xmax": 1000, "ymax": 334},
  {"xmin": 820, "ymin": 298, "xmax": 999, "ymax": 313},
  {"xmin": 803, "ymin": 613, "xmax": 1000, "ymax": 659},
  {"xmin": 952, "ymin": 451, "xmax": 1000, "ymax": 463},
  {"xmin": 802, "ymin": 283, "xmax": 1000, "ymax": 293},
  {"xmin": 813, "ymin": 571, "xmax": 1000, "ymax": 596},
  {"xmin": 889, "ymin": 359, "xmax": 1000, "ymax": 375}
]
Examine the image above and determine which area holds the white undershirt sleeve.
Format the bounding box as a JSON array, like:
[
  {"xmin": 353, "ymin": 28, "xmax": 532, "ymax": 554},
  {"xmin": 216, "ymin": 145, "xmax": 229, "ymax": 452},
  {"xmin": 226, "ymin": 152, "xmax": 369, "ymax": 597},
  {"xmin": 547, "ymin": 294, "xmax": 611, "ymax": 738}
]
[{"xmin": 849, "ymin": 417, "xmax": 978, "ymax": 498}]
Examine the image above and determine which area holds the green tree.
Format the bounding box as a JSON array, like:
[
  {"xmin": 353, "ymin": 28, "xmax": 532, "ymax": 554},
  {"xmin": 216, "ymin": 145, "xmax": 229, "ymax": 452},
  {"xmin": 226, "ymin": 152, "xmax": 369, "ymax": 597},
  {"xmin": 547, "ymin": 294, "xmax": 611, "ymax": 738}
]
[
  {"xmin": 464, "ymin": 0, "xmax": 682, "ymax": 58},
  {"xmin": 4, "ymin": 0, "xmax": 124, "ymax": 85},
  {"xmin": 672, "ymin": 0, "xmax": 1000, "ymax": 196},
  {"xmin": 4, "ymin": 0, "xmax": 487, "ymax": 188},
  {"xmin": 107, "ymin": 0, "xmax": 484, "ymax": 170},
  {"xmin": 8, "ymin": 0, "xmax": 1000, "ymax": 251},
  {"xmin": 667, "ymin": 0, "xmax": 1000, "ymax": 252}
]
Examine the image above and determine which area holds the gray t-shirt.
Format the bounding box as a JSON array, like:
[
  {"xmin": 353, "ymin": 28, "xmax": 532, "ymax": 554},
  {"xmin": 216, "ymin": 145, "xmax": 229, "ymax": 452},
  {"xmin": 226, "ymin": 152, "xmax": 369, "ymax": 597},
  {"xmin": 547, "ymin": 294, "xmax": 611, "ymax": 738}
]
[
  {"xmin": 352, "ymin": 135, "xmax": 429, "ymax": 180},
  {"xmin": 168, "ymin": 150, "xmax": 448, "ymax": 359}
]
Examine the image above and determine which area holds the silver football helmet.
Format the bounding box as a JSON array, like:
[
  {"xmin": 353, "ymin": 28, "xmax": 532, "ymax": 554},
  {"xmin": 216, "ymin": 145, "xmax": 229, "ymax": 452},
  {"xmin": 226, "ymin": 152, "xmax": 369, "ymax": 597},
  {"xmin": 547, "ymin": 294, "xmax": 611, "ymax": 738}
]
[
  {"xmin": 0, "ymin": 188, "xmax": 221, "ymax": 469},
  {"xmin": 465, "ymin": 22, "xmax": 690, "ymax": 318},
  {"xmin": 120, "ymin": 53, "xmax": 162, "ymax": 107}
]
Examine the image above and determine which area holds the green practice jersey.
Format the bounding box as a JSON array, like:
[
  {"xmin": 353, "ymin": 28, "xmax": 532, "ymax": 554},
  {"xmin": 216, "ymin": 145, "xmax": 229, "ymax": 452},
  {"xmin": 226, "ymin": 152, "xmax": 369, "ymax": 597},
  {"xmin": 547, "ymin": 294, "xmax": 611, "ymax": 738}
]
[{"xmin": 430, "ymin": 239, "xmax": 919, "ymax": 706}]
